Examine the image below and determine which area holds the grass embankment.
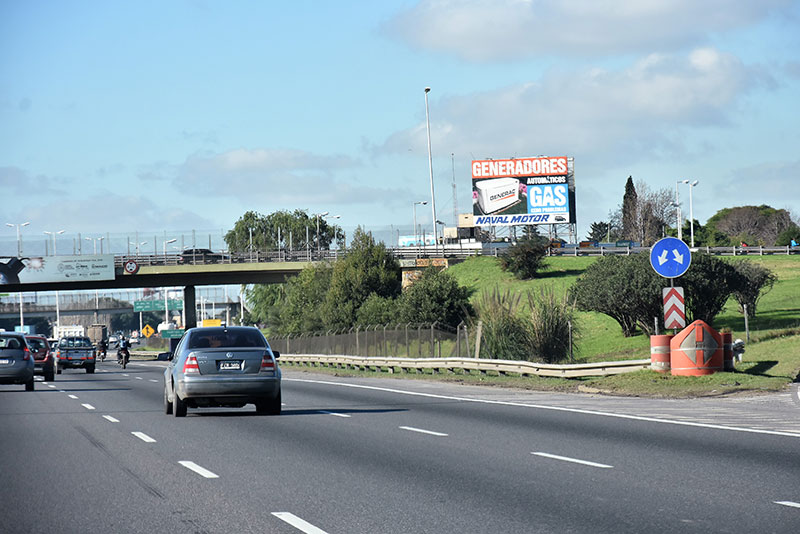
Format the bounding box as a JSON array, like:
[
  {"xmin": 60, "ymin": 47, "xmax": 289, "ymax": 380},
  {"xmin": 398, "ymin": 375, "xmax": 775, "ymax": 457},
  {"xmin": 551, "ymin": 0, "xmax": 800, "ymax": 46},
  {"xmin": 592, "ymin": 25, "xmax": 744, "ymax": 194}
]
[{"xmin": 306, "ymin": 255, "xmax": 800, "ymax": 398}]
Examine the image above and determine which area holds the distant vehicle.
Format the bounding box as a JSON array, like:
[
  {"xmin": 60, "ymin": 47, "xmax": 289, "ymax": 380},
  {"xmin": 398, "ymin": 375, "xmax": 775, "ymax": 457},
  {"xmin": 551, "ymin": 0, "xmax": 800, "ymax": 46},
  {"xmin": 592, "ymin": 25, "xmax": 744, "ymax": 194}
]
[
  {"xmin": 554, "ymin": 215, "xmax": 567, "ymax": 222},
  {"xmin": 178, "ymin": 248, "xmax": 227, "ymax": 264},
  {"xmin": 26, "ymin": 335, "xmax": 54, "ymax": 381},
  {"xmin": 163, "ymin": 326, "xmax": 281, "ymax": 417},
  {"xmin": 0, "ymin": 332, "xmax": 34, "ymax": 391},
  {"xmin": 54, "ymin": 325, "xmax": 85, "ymax": 338},
  {"xmin": 54, "ymin": 336, "xmax": 96, "ymax": 374}
]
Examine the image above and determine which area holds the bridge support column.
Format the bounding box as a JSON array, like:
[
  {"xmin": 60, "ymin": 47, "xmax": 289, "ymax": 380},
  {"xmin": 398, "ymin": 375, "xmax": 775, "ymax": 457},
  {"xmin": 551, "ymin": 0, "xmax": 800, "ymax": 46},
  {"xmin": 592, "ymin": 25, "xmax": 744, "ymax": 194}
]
[{"xmin": 184, "ymin": 285, "xmax": 197, "ymax": 329}]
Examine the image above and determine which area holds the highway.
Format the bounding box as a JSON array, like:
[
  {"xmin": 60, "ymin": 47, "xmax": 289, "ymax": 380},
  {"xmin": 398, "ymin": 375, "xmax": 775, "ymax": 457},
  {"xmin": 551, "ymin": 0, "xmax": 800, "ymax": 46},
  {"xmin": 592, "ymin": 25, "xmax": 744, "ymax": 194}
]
[{"xmin": 2, "ymin": 361, "xmax": 799, "ymax": 533}]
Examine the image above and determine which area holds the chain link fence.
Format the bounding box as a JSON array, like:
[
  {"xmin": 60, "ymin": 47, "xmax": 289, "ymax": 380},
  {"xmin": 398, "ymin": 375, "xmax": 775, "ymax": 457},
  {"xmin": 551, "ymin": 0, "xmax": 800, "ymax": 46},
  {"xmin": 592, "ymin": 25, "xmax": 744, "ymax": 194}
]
[{"xmin": 269, "ymin": 322, "xmax": 475, "ymax": 359}]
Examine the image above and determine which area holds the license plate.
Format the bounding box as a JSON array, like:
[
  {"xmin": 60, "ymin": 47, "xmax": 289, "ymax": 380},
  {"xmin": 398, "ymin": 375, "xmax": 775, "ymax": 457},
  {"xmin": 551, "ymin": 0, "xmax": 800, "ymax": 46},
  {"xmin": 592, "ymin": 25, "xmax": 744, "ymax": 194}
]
[
  {"xmin": 219, "ymin": 361, "xmax": 242, "ymax": 370},
  {"xmin": 0, "ymin": 358, "xmax": 9, "ymax": 365}
]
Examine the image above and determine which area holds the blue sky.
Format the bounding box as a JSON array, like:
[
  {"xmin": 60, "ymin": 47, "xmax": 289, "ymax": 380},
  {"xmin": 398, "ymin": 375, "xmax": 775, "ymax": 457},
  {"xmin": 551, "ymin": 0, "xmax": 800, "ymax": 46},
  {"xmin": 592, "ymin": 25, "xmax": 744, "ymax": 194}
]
[{"xmin": 2, "ymin": 0, "xmax": 799, "ymax": 252}]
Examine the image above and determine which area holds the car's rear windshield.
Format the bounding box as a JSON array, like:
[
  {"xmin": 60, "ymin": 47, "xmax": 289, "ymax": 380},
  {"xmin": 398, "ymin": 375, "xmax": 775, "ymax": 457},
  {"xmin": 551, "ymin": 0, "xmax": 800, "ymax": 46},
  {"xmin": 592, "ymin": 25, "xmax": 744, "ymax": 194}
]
[
  {"xmin": 187, "ymin": 329, "xmax": 266, "ymax": 349},
  {"xmin": 26, "ymin": 338, "xmax": 48, "ymax": 350},
  {"xmin": 59, "ymin": 337, "xmax": 93, "ymax": 348},
  {"xmin": 0, "ymin": 336, "xmax": 25, "ymax": 350}
]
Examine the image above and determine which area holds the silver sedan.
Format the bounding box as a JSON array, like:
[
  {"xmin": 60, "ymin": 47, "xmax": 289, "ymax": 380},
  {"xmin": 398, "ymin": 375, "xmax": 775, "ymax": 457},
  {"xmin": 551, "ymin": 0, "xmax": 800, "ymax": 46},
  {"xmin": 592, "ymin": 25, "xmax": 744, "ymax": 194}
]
[{"xmin": 164, "ymin": 326, "xmax": 281, "ymax": 417}]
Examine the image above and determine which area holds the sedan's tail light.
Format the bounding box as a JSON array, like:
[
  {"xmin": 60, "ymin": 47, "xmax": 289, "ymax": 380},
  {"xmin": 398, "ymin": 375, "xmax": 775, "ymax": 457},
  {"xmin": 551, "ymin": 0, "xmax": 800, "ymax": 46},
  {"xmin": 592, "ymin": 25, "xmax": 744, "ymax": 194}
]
[
  {"xmin": 22, "ymin": 347, "xmax": 31, "ymax": 361},
  {"xmin": 260, "ymin": 352, "xmax": 275, "ymax": 372},
  {"xmin": 183, "ymin": 354, "xmax": 200, "ymax": 374}
]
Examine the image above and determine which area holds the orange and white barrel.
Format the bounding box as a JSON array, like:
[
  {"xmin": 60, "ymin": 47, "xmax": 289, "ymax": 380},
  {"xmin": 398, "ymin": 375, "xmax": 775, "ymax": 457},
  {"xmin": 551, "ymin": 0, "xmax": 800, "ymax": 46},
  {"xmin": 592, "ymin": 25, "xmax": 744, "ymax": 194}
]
[{"xmin": 650, "ymin": 335, "xmax": 673, "ymax": 373}]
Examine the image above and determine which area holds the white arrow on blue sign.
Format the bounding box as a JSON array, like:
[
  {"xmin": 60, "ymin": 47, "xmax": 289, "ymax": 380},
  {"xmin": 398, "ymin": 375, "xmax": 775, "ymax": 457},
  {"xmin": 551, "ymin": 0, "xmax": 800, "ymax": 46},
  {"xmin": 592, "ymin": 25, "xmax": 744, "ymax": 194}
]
[{"xmin": 650, "ymin": 237, "xmax": 692, "ymax": 278}]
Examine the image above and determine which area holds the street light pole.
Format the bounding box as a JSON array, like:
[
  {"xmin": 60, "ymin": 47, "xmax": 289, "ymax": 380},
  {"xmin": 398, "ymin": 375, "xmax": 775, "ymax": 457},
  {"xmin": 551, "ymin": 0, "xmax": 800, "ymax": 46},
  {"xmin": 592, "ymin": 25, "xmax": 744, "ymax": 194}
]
[
  {"xmin": 314, "ymin": 212, "xmax": 329, "ymax": 256},
  {"xmin": 413, "ymin": 201, "xmax": 427, "ymax": 249},
  {"xmin": 6, "ymin": 222, "xmax": 30, "ymax": 257},
  {"xmin": 675, "ymin": 179, "xmax": 689, "ymax": 240},
  {"xmin": 424, "ymin": 87, "xmax": 438, "ymax": 256},
  {"xmin": 44, "ymin": 230, "xmax": 65, "ymax": 256},
  {"xmin": 689, "ymin": 180, "xmax": 699, "ymax": 248}
]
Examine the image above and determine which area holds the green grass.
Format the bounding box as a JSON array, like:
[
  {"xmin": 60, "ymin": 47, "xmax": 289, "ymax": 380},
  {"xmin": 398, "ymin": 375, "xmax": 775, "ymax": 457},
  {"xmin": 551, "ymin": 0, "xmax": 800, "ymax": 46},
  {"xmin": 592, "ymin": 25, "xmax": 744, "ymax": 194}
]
[{"xmin": 440, "ymin": 254, "xmax": 800, "ymax": 397}]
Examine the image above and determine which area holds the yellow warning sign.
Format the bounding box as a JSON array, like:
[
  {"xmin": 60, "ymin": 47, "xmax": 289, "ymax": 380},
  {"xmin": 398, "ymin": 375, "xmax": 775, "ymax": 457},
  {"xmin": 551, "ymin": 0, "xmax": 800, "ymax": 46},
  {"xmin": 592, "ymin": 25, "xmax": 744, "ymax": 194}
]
[{"xmin": 142, "ymin": 324, "xmax": 155, "ymax": 338}]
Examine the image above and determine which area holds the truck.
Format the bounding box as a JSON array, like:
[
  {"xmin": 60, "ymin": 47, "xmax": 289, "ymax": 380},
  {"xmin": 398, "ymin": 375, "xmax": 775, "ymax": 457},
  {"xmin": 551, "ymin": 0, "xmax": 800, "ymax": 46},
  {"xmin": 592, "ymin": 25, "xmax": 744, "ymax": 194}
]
[
  {"xmin": 87, "ymin": 324, "xmax": 108, "ymax": 345},
  {"xmin": 53, "ymin": 325, "xmax": 85, "ymax": 339}
]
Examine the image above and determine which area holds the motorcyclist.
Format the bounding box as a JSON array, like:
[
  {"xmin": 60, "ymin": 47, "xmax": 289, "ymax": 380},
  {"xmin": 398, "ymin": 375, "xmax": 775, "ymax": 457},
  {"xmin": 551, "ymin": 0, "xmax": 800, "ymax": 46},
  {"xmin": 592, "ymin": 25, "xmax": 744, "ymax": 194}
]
[
  {"xmin": 117, "ymin": 335, "xmax": 130, "ymax": 365},
  {"xmin": 97, "ymin": 339, "xmax": 108, "ymax": 361}
]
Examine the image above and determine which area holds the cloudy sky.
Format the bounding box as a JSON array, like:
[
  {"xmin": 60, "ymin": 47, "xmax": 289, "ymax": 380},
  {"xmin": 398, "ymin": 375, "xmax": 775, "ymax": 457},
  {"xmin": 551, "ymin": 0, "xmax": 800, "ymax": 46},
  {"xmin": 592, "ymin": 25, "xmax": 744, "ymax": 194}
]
[{"xmin": 1, "ymin": 0, "xmax": 799, "ymax": 252}]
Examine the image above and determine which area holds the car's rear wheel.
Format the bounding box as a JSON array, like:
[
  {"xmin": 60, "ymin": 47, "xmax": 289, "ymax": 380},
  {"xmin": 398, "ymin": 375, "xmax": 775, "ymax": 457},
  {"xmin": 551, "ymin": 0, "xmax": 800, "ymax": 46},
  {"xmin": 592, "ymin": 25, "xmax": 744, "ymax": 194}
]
[
  {"xmin": 25, "ymin": 377, "xmax": 34, "ymax": 391},
  {"xmin": 173, "ymin": 392, "xmax": 187, "ymax": 417},
  {"xmin": 56, "ymin": 365, "xmax": 62, "ymax": 374},
  {"xmin": 86, "ymin": 365, "xmax": 95, "ymax": 374},
  {"xmin": 44, "ymin": 368, "xmax": 55, "ymax": 382},
  {"xmin": 164, "ymin": 386, "xmax": 173, "ymax": 415},
  {"xmin": 256, "ymin": 390, "xmax": 281, "ymax": 415}
]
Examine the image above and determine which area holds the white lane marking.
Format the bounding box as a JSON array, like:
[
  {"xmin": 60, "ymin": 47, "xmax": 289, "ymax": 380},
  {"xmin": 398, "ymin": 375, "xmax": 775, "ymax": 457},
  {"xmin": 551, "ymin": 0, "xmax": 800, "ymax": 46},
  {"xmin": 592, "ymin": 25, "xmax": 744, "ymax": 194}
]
[
  {"xmin": 135, "ymin": 376, "xmax": 143, "ymax": 380},
  {"xmin": 319, "ymin": 410, "xmax": 351, "ymax": 418},
  {"xmin": 287, "ymin": 378, "xmax": 800, "ymax": 439},
  {"xmin": 81, "ymin": 403, "xmax": 95, "ymax": 410},
  {"xmin": 58, "ymin": 390, "xmax": 65, "ymax": 393},
  {"xmin": 399, "ymin": 426, "xmax": 448, "ymax": 437},
  {"xmin": 149, "ymin": 379, "xmax": 158, "ymax": 383},
  {"xmin": 272, "ymin": 512, "xmax": 329, "ymax": 534},
  {"xmin": 68, "ymin": 394, "xmax": 78, "ymax": 399},
  {"xmin": 102, "ymin": 415, "xmax": 119, "ymax": 423},
  {"xmin": 775, "ymin": 501, "xmax": 800, "ymax": 509},
  {"xmin": 532, "ymin": 452, "xmax": 613, "ymax": 469},
  {"xmin": 131, "ymin": 431, "xmax": 157, "ymax": 443},
  {"xmin": 179, "ymin": 461, "xmax": 219, "ymax": 479},
  {"xmin": 122, "ymin": 373, "xmax": 129, "ymax": 377},
  {"xmin": 47, "ymin": 385, "xmax": 56, "ymax": 388}
]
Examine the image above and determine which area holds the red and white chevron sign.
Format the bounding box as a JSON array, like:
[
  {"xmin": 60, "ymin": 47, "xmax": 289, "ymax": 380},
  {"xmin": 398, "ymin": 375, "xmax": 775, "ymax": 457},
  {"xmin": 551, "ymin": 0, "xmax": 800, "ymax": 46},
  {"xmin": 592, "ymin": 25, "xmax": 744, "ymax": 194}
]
[{"xmin": 663, "ymin": 287, "xmax": 686, "ymax": 329}]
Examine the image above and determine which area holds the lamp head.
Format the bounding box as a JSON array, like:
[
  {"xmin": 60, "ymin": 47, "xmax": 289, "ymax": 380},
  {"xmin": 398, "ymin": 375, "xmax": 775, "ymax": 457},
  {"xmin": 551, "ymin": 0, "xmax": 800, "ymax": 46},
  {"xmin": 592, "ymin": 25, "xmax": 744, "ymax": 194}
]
[{"xmin": 424, "ymin": 87, "xmax": 431, "ymax": 93}]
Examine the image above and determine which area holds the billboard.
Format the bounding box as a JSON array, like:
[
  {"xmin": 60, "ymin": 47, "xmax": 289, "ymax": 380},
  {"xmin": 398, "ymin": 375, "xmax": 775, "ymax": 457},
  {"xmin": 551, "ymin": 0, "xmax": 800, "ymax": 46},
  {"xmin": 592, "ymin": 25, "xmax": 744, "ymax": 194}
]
[
  {"xmin": 0, "ymin": 255, "xmax": 115, "ymax": 285},
  {"xmin": 471, "ymin": 156, "xmax": 575, "ymax": 227}
]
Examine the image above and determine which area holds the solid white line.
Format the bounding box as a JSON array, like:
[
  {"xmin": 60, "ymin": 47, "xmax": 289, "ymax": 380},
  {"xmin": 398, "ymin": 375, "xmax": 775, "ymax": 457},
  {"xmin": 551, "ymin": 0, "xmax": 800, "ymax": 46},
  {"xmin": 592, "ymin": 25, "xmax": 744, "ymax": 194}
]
[
  {"xmin": 131, "ymin": 431, "xmax": 156, "ymax": 443},
  {"xmin": 775, "ymin": 500, "xmax": 800, "ymax": 509},
  {"xmin": 319, "ymin": 410, "xmax": 351, "ymax": 418},
  {"xmin": 81, "ymin": 403, "xmax": 95, "ymax": 410},
  {"xmin": 102, "ymin": 415, "xmax": 119, "ymax": 423},
  {"xmin": 68, "ymin": 394, "xmax": 78, "ymax": 399},
  {"xmin": 179, "ymin": 461, "xmax": 219, "ymax": 479},
  {"xmin": 286, "ymin": 378, "xmax": 800, "ymax": 439},
  {"xmin": 399, "ymin": 426, "xmax": 448, "ymax": 437},
  {"xmin": 272, "ymin": 512, "xmax": 329, "ymax": 534},
  {"xmin": 532, "ymin": 452, "xmax": 613, "ymax": 469}
]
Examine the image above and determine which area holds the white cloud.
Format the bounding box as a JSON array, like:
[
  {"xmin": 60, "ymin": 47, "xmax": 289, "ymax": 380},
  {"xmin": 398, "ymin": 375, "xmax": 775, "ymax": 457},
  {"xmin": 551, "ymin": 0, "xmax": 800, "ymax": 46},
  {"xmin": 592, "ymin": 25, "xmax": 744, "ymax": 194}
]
[
  {"xmin": 386, "ymin": 0, "xmax": 794, "ymax": 61},
  {"xmin": 377, "ymin": 47, "xmax": 768, "ymax": 169}
]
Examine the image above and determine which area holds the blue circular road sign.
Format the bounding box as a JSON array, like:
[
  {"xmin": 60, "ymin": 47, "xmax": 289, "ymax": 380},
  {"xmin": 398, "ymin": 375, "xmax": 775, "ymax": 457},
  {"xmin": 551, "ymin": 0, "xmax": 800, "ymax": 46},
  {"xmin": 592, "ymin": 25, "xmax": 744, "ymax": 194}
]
[{"xmin": 650, "ymin": 237, "xmax": 692, "ymax": 278}]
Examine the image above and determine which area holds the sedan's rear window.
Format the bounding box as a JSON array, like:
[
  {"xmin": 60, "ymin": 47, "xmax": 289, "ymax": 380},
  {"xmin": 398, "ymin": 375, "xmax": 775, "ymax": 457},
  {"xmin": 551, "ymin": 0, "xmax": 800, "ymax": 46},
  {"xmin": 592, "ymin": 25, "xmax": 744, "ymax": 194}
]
[
  {"xmin": 188, "ymin": 330, "xmax": 266, "ymax": 349},
  {"xmin": 26, "ymin": 338, "xmax": 48, "ymax": 350}
]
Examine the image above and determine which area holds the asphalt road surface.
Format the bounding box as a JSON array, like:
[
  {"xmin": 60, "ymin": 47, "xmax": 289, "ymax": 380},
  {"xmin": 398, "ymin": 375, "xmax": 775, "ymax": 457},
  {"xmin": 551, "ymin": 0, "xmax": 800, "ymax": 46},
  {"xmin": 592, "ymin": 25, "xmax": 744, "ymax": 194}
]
[{"xmin": 2, "ymin": 361, "xmax": 799, "ymax": 533}]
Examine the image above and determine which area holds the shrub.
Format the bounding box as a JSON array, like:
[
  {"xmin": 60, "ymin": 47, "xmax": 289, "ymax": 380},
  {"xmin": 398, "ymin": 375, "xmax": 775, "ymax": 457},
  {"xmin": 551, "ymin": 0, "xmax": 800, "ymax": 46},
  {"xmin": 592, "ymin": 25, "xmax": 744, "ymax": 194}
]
[
  {"xmin": 397, "ymin": 267, "xmax": 473, "ymax": 327},
  {"xmin": 472, "ymin": 289, "xmax": 532, "ymax": 360},
  {"xmin": 527, "ymin": 288, "xmax": 578, "ymax": 363},
  {"xmin": 499, "ymin": 238, "xmax": 549, "ymax": 279},
  {"xmin": 729, "ymin": 259, "xmax": 777, "ymax": 318}
]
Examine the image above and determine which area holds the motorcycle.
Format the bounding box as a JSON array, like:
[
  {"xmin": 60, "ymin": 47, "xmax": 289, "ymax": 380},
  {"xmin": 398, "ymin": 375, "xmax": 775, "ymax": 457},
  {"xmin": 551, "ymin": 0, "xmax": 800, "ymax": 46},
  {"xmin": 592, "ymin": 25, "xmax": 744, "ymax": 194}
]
[{"xmin": 117, "ymin": 348, "xmax": 130, "ymax": 369}]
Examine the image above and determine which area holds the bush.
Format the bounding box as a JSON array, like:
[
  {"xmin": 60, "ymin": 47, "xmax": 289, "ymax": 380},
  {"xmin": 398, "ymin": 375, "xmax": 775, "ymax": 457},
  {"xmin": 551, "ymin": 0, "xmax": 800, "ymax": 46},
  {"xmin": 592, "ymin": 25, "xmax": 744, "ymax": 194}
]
[
  {"xmin": 397, "ymin": 267, "xmax": 473, "ymax": 327},
  {"xmin": 527, "ymin": 288, "xmax": 578, "ymax": 363},
  {"xmin": 499, "ymin": 238, "xmax": 549, "ymax": 279},
  {"xmin": 730, "ymin": 259, "xmax": 777, "ymax": 318},
  {"xmin": 472, "ymin": 289, "xmax": 532, "ymax": 360},
  {"xmin": 356, "ymin": 294, "xmax": 397, "ymax": 326}
]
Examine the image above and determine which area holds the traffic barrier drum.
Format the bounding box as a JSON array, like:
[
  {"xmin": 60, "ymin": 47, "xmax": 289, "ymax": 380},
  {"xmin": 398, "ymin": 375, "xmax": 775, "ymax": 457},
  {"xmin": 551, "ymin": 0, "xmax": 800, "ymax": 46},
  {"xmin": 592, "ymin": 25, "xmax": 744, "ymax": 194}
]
[
  {"xmin": 650, "ymin": 335, "xmax": 673, "ymax": 373},
  {"xmin": 722, "ymin": 332, "xmax": 734, "ymax": 371},
  {"xmin": 670, "ymin": 320, "xmax": 723, "ymax": 376}
]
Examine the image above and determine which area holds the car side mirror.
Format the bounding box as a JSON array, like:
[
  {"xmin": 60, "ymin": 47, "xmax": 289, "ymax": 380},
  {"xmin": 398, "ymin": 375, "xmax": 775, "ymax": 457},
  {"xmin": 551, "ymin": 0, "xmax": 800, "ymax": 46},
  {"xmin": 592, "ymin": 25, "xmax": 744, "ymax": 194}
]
[{"xmin": 272, "ymin": 350, "xmax": 280, "ymax": 359}]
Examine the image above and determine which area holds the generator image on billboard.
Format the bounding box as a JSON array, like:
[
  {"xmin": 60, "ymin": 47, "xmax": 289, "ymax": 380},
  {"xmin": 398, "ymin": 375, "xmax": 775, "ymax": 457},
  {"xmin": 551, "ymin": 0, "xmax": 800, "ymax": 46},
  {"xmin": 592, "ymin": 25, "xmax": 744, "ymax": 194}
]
[{"xmin": 471, "ymin": 156, "xmax": 575, "ymax": 227}]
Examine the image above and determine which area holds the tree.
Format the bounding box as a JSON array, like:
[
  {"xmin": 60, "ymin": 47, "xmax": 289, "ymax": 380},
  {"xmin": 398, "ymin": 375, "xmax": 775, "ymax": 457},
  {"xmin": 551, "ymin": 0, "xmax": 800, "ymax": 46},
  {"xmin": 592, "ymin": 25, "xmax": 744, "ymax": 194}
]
[
  {"xmin": 355, "ymin": 294, "xmax": 397, "ymax": 326},
  {"xmin": 569, "ymin": 254, "xmax": 662, "ymax": 337},
  {"xmin": 275, "ymin": 264, "xmax": 332, "ymax": 334},
  {"xmin": 498, "ymin": 236, "xmax": 549, "ymax": 279},
  {"xmin": 397, "ymin": 267, "xmax": 473, "ymax": 327},
  {"xmin": 587, "ymin": 221, "xmax": 615, "ymax": 243},
  {"xmin": 676, "ymin": 253, "xmax": 742, "ymax": 325},
  {"xmin": 729, "ymin": 259, "xmax": 777, "ymax": 318},
  {"xmin": 320, "ymin": 228, "xmax": 401, "ymax": 330},
  {"xmin": 621, "ymin": 176, "xmax": 638, "ymax": 241},
  {"xmin": 705, "ymin": 205, "xmax": 794, "ymax": 246},
  {"xmin": 245, "ymin": 283, "xmax": 285, "ymax": 330},
  {"xmin": 224, "ymin": 209, "xmax": 344, "ymax": 253}
]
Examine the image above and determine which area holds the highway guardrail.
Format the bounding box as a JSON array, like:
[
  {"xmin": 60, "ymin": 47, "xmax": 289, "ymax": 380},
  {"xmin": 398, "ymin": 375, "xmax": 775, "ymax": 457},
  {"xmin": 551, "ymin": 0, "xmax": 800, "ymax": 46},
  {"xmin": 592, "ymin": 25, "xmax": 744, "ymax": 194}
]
[{"xmin": 280, "ymin": 354, "xmax": 652, "ymax": 378}]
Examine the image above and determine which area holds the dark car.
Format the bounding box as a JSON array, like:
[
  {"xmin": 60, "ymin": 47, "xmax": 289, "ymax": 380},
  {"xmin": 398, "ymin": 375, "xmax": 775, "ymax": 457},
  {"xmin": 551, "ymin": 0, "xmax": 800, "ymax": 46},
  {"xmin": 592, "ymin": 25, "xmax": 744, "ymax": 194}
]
[
  {"xmin": 164, "ymin": 326, "xmax": 281, "ymax": 417},
  {"xmin": 178, "ymin": 248, "xmax": 227, "ymax": 265},
  {"xmin": 0, "ymin": 332, "xmax": 35, "ymax": 391},
  {"xmin": 26, "ymin": 335, "xmax": 55, "ymax": 381},
  {"xmin": 54, "ymin": 336, "xmax": 96, "ymax": 374}
]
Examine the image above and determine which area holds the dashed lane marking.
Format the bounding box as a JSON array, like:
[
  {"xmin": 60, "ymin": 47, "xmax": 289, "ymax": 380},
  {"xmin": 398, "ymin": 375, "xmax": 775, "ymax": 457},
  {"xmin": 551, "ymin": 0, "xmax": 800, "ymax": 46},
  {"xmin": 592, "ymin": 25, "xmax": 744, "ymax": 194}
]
[
  {"xmin": 102, "ymin": 415, "xmax": 119, "ymax": 423},
  {"xmin": 319, "ymin": 411, "xmax": 351, "ymax": 418},
  {"xmin": 271, "ymin": 512, "xmax": 329, "ymax": 534},
  {"xmin": 68, "ymin": 394, "xmax": 78, "ymax": 399},
  {"xmin": 399, "ymin": 426, "xmax": 448, "ymax": 437},
  {"xmin": 179, "ymin": 461, "xmax": 219, "ymax": 479},
  {"xmin": 81, "ymin": 403, "xmax": 95, "ymax": 410},
  {"xmin": 775, "ymin": 501, "xmax": 800, "ymax": 509},
  {"xmin": 532, "ymin": 452, "xmax": 613, "ymax": 469},
  {"xmin": 131, "ymin": 431, "xmax": 156, "ymax": 443}
]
